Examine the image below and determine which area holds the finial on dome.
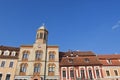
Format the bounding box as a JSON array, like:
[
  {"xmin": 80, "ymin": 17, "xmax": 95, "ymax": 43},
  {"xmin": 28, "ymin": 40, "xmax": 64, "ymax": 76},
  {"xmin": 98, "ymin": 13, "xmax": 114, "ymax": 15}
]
[{"xmin": 42, "ymin": 23, "xmax": 45, "ymax": 26}]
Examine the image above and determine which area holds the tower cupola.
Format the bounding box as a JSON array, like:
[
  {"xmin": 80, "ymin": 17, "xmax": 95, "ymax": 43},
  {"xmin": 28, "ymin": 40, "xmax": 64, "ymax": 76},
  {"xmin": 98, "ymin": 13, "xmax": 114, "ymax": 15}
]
[{"xmin": 35, "ymin": 24, "xmax": 48, "ymax": 44}]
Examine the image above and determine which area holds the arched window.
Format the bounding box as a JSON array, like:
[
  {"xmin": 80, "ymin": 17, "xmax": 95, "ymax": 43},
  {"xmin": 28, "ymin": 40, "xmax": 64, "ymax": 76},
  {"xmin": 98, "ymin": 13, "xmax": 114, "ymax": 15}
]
[
  {"xmin": 80, "ymin": 68, "xmax": 85, "ymax": 79},
  {"xmin": 22, "ymin": 51, "xmax": 29, "ymax": 60},
  {"xmin": 88, "ymin": 69, "xmax": 93, "ymax": 79},
  {"xmin": 96, "ymin": 69, "xmax": 100, "ymax": 78},
  {"xmin": 34, "ymin": 63, "xmax": 40, "ymax": 73},
  {"xmin": 20, "ymin": 63, "xmax": 27, "ymax": 73},
  {"xmin": 48, "ymin": 66, "xmax": 55, "ymax": 72},
  {"xmin": 49, "ymin": 52, "xmax": 55, "ymax": 60},
  {"xmin": 35, "ymin": 50, "xmax": 42, "ymax": 60},
  {"xmin": 48, "ymin": 64, "xmax": 55, "ymax": 76}
]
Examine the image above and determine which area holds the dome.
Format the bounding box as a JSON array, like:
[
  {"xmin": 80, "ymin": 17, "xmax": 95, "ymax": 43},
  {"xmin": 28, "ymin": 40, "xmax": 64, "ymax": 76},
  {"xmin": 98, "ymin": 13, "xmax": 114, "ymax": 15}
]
[{"xmin": 38, "ymin": 24, "xmax": 47, "ymax": 30}]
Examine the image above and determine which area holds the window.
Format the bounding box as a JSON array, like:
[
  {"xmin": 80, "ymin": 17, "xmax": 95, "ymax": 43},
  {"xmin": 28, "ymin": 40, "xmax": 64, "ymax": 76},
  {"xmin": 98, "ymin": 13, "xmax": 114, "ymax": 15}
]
[
  {"xmin": 49, "ymin": 53, "xmax": 55, "ymax": 60},
  {"xmin": 63, "ymin": 71, "xmax": 66, "ymax": 77},
  {"xmin": 20, "ymin": 64, "xmax": 27, "ymax": 72},
  {"xmin": 81, "ymin": 69, "xmax": 85, "ymax": 79},
  {"xmin": 5, "ymin": 74, "xmax": 10, "ymax": 80},
  {"xmin": 3, "ymin": 50, "xmax": 10, "ymax": 56},
  {"xmin": 1, "ymin": 61, "xmax": 5, "ymax": 67},
  {"xmin": 114, "ymin": 70, "xmax": 118, "ymax": 76},
  {"xmin": 48, "ymin": 64, "xmax": 55, "ymax": 76},
  {"xmin": 107, "ymin": 59, "xmax": 112, "ymax": 64},
  {"xmin": 84, "ymin": 58, "xmax": 89, "ymax": 63},
  {"xmin": 88, "ymin": 69, "xmax": 93, "ymax": 79},
  {"xmin": 40, "ymin": 33, "xmax": 43, "ymax": 39},
  {"xmin": 35, "ymin": 51, "xmax": 42, "ymax": 60},
  {"xmin": 68, "ymin": 59, "xmax": 73, "ymax": 63},
  {"xmin": 96, "ymin": 69, "xmax": 100, "ymax": 78},
  {"xmin": 106, "ymin": 70, "xmax": 110, "ymax": 76},
  {"xmin": 48, "ymin": 66, "xmax": 55, "ymax": 72},
  {"xmin": 44, "ymin": 33, "xmax": 47, "ymax": 40},
  {"xmin": 11, "ymin": 51, "xmax": 16, "ymax": 56},
  {"xmin": 0, "ymin": 74, "xmax": 2, "ymax": 80},
  {"xmin": 70, "ymin": 70, "xmax": 74, "ymax": 78},
  {"xmin": 34, "ymin": 64, "xmax": 40, "ymax": 73},
  {"xmin": 9, "ymin": 62, "xmax": 14, "ymax": 68},
  {"xmin": 22, "ymin": 51, "xmax": 29, "ymax": 60}
]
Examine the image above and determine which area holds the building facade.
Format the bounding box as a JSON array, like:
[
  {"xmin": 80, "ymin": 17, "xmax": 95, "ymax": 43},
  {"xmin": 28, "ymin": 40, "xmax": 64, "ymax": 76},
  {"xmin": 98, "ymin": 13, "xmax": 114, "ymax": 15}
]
[
  {"xmin": 14, "ymin": 25, "xmax": 59, "ymax": 80},
  {"xmin": 98, "ymin": 54, "xmax": 120, "ymax": 80},
  {"xmin": 0, "ymin": 46, "xmax": 19, "ymax": 80},
  {"xmin": 59, "ymin": 51, "xmax": 103, "ymax": 80},
  {"xmin": 0, "ymin": 25, "xmax": 120, "ymax": 80}
]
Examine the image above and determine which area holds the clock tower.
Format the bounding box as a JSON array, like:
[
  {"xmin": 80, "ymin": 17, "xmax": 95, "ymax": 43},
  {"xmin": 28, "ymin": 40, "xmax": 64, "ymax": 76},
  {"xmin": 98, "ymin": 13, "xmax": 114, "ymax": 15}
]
[{"xmin": 35, "ymin": 24, "xmax": 48, "ymax": 44}]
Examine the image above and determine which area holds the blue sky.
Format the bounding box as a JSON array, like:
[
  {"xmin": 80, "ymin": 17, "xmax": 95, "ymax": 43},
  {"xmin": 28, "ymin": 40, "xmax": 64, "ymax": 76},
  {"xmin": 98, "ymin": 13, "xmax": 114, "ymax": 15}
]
[{"xmin": 0, "ymin": 0, "xmax": 120, "ymax": 54}]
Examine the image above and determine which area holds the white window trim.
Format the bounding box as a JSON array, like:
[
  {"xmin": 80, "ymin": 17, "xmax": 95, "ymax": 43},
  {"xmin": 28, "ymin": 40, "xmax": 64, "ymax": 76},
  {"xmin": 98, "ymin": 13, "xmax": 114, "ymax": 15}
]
[
  {"xmin": 79, "ymin": 67, "xmax": 86, "ymax": 79},
  {"xmin": 3, "ymin": 50, "xmax": 10, "ymax": 56},
  {"xmin": 61, "ymin": 67, "xmax": 67, "ymax": 80},
  {"xmin": 87, "ymin": 66, "xmax": 94, "ymax": 79},
  {"xmin": 94, "ymin": 66, "xmax": 102, "ymax": 79}
]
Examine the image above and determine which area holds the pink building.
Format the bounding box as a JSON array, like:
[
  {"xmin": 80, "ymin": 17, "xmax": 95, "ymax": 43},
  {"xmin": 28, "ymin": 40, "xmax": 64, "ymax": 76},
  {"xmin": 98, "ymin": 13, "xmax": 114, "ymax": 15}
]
[{"xmin": 59, "ymin": 51, "xmax": 103, "ymax": 80}]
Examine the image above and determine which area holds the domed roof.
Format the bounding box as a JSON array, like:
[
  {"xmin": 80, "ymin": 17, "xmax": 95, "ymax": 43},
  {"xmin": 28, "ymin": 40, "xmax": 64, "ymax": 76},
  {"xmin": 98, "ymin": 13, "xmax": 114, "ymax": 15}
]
[{"xmin": 38, "ymin": 24, "xmax": 47, "ymax": 31}]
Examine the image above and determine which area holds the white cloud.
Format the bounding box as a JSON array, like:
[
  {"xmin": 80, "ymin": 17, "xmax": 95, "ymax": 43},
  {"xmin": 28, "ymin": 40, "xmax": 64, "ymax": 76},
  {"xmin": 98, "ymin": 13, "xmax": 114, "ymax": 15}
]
[{"xmin": 112, "ymin": 20, "xmax": 120, "ymax": 30}]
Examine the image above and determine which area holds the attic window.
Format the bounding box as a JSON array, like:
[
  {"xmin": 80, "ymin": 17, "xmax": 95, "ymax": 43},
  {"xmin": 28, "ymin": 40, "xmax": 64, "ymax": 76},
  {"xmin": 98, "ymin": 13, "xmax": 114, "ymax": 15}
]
[
  {"xmin": 107, "ymin": 59, "xmax": 112, "ymax": 64},
  {"xmin": 68, "ymin": 59, "xmax": 73, "ymax": 63},
  {"xmin": 11, "ymin": 51, "xmax": 16, "ymax": 56},
  {"xmin": 70, "ymin": 53, "xmax": 73, "ymax": 57},
  {"xmin": 3, "ymin": 50, "xmax": 10, "ymax": 56},
  {"xmin": 84, "ymin": 58, "xmax": 89, "ymax": 63}
]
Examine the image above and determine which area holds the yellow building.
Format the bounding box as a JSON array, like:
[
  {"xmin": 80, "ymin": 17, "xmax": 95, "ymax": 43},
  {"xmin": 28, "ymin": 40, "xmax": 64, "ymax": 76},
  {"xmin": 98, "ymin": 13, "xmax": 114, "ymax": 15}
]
[
  {"xmin": 15, "ymin": 25, "xmax": 59, "ymax": 80},
  {"xmin": 0, "ymin": 46, "xmax": 19, "ymax": 80}
]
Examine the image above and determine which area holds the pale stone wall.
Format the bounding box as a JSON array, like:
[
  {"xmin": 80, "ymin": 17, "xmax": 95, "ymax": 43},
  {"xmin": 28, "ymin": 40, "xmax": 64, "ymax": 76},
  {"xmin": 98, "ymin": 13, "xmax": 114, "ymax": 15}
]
[
  {"xmin": 0, "ymin": 59, "xmax": 18, "ymax": 80},
  {"xmin": 102, "ymin": 66, "xmax": 120, "ymax": 80}
]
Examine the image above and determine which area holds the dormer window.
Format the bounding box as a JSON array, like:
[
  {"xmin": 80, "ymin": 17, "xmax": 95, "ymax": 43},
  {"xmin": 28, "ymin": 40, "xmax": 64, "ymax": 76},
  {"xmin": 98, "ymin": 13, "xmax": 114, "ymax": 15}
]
[
  {"xmin": 84, "ymin": 58, "xmax": 90, "ymax": 63},
  {"xmin": 70, "ymin": 53, "xmax": 73, "ymax": 57},
  {"xmin": 107, "ymin": 59, "xmax": 112, "ymax": 64},
  {"xmin": 3, "ymin": 50, "xmax": 10, "ymax": 56},
  {"xmin": 68, "ymin": 58, "xmax": 73, "ymax": 63},
  {"xmin": 11, "ymin": 51, "xmax": 16, "ymax": 56},
  {"xmin": 0, "ymin": 50, "xmax": 2, "ymax": 55}
]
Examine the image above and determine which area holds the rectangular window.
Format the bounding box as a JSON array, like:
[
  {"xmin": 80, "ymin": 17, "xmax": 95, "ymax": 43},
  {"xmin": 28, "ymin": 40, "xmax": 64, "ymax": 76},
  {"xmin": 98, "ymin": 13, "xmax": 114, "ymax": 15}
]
[
  {"xmin": 114, "ymin": 70, "xmax": 118, "ymax": 76},
  {"xmin": 0, "ymin": 74, "xmax": 2, "ymax": 80},
  {"xmin": 96, "ymin": 70, "xmax": 100, "ymax": 78},
  {"xmin": 106, "ymin": 70, "xmax": 110, "ymax": 76},
  {"xmin": 63, "ymin": 71, "xmax": 66, "ymax": 77},
  {"xmin": 70, "ymin": 70, "xmax": 74, "ymax": 78},
  {"xmin": 81, "ymin": 70, "xmax": 85, "ymax": 79},
  {"xmin": 9, "ymin": 62, "xmax": 13, "ymax": 68},
  {"xmin": 1, "ymin": 61, "xmax": 5, "ymax": 67},
  {"xmin": 5, "ymin": 74, "xmax": 10, "ymax": 80}
]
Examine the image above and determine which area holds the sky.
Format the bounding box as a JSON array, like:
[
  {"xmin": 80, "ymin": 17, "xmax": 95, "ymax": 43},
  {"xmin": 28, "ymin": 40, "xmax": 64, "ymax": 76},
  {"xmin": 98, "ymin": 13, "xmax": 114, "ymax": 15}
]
[{"xmin": 0, "ymin": 0, "xmax": 120, "ymax": 54}]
